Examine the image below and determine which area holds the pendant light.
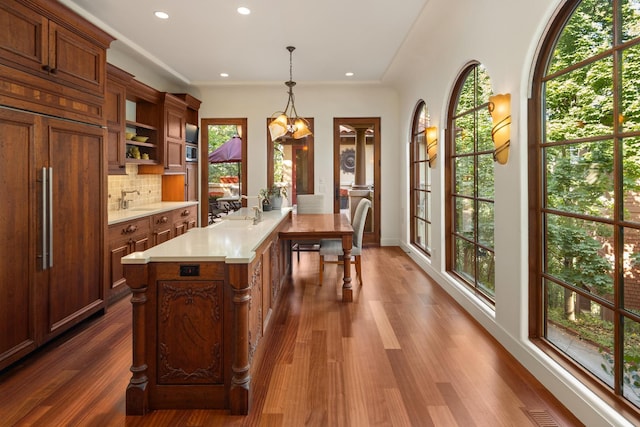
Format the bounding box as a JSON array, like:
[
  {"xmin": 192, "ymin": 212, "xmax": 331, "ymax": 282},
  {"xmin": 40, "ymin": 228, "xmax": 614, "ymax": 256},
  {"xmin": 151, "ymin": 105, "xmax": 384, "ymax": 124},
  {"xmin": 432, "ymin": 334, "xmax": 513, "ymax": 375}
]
[{"xmin": 268, "ymin": 46, "xmax": 312, "ymax": 141}]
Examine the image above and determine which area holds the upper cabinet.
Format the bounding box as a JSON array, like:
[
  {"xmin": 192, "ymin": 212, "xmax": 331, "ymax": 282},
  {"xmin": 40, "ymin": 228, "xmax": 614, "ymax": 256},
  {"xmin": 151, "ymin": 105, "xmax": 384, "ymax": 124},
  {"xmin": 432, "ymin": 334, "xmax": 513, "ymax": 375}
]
[
  {"xmin": 106, "ymin": 73, "xmax": 202, "ymax": 177},
  {"xmin": 125, "ymin": 80, "xmax": 161, "ymax": 167},
  {"xmin": 0, "ymin": 0, "xmax": 114, "ymax": 125},
  {"xmin": 106, "ymin": 64, "xmax": 134, "ymax": 175},
  {"xmin": 162, "ymin": 93, "xmax": 187, "ymax": 174}
]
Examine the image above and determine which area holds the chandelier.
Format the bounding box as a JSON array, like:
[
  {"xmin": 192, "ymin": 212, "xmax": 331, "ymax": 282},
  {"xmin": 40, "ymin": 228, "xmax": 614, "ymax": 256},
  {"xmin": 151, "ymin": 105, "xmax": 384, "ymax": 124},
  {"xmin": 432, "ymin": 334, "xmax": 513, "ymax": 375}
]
[{"xmin": 268, "ymin": 46, "xmax": 312, "ymax": 141}]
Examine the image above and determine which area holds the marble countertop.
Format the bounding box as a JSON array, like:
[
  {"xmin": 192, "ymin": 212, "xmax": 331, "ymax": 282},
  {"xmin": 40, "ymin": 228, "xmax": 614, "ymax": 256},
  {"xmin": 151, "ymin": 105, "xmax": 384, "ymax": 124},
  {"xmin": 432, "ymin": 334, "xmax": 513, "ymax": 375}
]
[
  {"xmin": 121, "ymin": 207, "xmax": 292, "ymax": 265},
  {"xmin": 108, "ymin": 201, "xmax": 199, "ymax": 225}
]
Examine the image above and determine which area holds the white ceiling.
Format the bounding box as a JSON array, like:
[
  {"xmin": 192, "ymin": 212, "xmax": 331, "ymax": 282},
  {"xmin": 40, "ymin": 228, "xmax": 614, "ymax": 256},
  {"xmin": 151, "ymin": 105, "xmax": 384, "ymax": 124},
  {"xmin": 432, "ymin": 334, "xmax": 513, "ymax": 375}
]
[{"xmin": 60, "ymin": 0, "xmax": 429, "ymax": 86}]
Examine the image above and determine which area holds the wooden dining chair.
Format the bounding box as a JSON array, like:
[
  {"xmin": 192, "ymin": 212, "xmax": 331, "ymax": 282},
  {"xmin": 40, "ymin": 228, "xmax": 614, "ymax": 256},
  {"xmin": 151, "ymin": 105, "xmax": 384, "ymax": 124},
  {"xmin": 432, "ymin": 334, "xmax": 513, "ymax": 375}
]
[
  {"xmin": 292, "ymin": 194, "xmax": 325, "ymax": 261},
  {"xmin": 318, "ymin": 198, "xmax": 371, "ymax": 285}
]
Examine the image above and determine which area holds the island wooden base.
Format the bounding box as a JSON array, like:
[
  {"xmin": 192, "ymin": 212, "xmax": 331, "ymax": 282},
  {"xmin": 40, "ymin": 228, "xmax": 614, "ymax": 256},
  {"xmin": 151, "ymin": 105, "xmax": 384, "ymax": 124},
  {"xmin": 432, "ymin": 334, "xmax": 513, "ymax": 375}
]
[{"xmin": 124, "ymin": 219, "xmax": 290, "ymax": 415}]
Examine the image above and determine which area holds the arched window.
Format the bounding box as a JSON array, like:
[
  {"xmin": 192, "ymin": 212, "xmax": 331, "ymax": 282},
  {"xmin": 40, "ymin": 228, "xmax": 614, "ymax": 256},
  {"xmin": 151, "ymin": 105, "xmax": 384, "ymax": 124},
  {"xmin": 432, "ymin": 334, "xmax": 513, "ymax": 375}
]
[
  {"xmin": 410, "ymin": 100, "xmax": 432, "ymax": 255},
  {"xmin": 531, "ymin": 0, "xmax": 640, "ymax": 414},
  {"xmin": 447, "ymin": 63, "xmax": 495, "ymax": 305}
]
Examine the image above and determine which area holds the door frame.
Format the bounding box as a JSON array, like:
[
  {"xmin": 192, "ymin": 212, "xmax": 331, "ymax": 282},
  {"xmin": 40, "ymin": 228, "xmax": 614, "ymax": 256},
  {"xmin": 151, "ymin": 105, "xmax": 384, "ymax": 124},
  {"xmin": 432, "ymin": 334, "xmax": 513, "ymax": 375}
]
[
  {"xmin": 333, "ymin": 117, "xmax": 381, "ymax": 246},
  {"xmin": 199, "ymin": 118, "xmax": 247, "ymax": 226}
]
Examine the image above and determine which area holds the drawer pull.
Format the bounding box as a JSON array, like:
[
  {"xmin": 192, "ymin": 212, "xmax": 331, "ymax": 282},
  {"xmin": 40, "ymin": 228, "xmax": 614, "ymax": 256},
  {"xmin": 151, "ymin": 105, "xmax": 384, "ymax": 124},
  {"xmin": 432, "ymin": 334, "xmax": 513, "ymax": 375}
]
[
  {"xmin": 182, "ymin": 209, "xmax": 190, "ymax": 216},
  {"xmin": 157, "ymin": 216, "xmax": 168, "ymax": 224},
  {"xmin": 123, "ymin": 224, "xmax": 138, "ymax": 234}
]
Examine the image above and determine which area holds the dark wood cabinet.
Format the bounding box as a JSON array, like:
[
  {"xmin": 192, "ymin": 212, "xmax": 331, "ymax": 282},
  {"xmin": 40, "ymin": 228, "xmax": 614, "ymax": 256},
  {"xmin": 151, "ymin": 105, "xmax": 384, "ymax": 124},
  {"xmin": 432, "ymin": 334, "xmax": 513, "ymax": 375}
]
[
  {"xmin": 0, "ymin": 109, "xmax": 39, "ymax": 369},
  {"xmin": 0, "ymin": 1, "xmax": 106, "ymax": 93},
  {"xmin": 0, "ymin": 0, "xmax": 113, "ymax": 125},
  {"xmin": 162, "ymin": 93, "xmax": 187, "ymax": 174},
  {"xmin": 185, "ymin": 162, "xmax": 198, "ymax": 201},
  {"xmin": 126, "ymin": 80, "xmax": 161, "ymax": 167},
  {"xmin": 0, "ymin": 107, "xmax": 107, "ymax": 370},
  {"xmin": 152, "ymin": 212, "xmax": 173, "ymax": 246},
  {"xmin": 124, "ymin": 214, "xmax": 291, "ymax": 415},
  {"xmin": 108, "ymin": 218, "xmax": 151, "ymax": 303},
  {"xmin": 173, "ymin": 207, "xmax": 197, "ymax": 237},
  {"xmin": 0, "ymin": 0, "xmax": 111, "ymax": 371},
  {"xmin": 107, "ymin": 206, "xmax": 198, "ymax": 302},
  {"xmin": 106, "ymin": 64, "xmax": 134, "ymax": 175}
]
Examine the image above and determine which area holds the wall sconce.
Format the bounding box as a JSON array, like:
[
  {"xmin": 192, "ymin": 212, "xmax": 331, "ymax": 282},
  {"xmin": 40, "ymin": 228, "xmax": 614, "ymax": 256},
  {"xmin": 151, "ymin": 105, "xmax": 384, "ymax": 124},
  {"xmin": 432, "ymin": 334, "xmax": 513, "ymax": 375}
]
[
  {"xmin": 488, "ymin": 93, "xmax": 511, "ymax": 165},
  {"xmin": 425, "ymin": 126, "xmax": 438, "ymax": 168}
]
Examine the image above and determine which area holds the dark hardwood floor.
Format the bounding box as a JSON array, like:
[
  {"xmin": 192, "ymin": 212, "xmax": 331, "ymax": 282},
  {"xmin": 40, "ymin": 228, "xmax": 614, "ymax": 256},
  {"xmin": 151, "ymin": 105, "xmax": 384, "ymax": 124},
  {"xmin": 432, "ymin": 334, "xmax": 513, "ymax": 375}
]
[{"xmin": 0, "ymin": 247, "xmax": 582, "ymax": 426}]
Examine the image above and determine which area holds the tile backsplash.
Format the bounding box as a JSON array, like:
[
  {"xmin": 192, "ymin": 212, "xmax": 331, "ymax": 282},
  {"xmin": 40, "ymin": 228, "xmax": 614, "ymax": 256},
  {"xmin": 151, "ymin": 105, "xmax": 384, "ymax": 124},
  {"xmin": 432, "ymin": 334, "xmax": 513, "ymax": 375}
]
[{"xmin": 108, "ymin": 164, "xmax": 162, "ymax": 211}]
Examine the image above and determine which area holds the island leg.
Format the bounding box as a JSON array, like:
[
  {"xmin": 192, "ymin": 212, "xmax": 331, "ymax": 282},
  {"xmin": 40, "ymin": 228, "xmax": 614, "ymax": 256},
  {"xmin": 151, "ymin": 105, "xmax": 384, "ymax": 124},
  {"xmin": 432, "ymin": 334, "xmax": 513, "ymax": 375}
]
[
  {"xmin": 230, "ymin": 266, "xmax": 251, "ymax": 415},
  {"xmin": 125, "ymin": 264, "xmax": 149, "ymax": 415}
]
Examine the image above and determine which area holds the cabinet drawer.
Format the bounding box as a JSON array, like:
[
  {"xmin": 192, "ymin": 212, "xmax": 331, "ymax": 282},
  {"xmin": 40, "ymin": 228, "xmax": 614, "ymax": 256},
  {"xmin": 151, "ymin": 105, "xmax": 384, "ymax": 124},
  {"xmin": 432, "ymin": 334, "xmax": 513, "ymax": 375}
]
[
  {"xmin": 109, "ymin": 217, "xmax": 151, "ymax": 241},
  {"xmin": 152, "ymin": 212, "xmax": 173, "ymax": 246}
]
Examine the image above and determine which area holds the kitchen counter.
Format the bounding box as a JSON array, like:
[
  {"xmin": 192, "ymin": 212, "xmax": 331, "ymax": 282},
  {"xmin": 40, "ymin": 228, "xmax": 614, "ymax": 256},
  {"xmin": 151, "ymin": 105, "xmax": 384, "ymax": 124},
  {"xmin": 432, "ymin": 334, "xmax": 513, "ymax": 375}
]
[
  {"xmin": 108, "ymin": 201, "xmax": 198, "ymax": 225},
  {"xmin": 121, "ymin": 207, "xmax": 291, "ymax": 264},
  {"xmin": 122, "ymin": 207, "xmax": 293, "ymax": 416}
]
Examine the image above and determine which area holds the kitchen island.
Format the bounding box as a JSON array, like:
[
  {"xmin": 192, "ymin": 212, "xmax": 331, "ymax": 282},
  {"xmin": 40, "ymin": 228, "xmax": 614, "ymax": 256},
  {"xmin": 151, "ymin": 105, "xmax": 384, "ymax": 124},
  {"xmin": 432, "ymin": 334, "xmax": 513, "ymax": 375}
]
[{"xmin": 122, "ymin": 208, "xmax": 292, "ymax": 415}]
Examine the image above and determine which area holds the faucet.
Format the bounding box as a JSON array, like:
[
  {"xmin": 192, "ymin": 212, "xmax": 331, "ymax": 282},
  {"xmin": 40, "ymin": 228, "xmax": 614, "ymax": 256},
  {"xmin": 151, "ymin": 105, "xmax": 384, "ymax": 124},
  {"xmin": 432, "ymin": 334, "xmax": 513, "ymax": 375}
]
[
  {"xmin": 120, "ymin": 189, "xmax": 140, "ymax": 210},
  {"xmin": 241, "ymin": 195, "xmax": 263, "ymax": 212},
  {"xmin": 252, "ymin": 206, "xmax": 262, "ymax": 225}
]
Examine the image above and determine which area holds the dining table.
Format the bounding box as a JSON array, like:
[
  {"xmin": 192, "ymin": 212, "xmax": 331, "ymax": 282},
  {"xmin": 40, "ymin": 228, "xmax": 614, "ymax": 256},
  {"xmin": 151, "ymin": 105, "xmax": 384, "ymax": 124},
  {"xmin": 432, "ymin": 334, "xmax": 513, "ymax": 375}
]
[{"xmin": 279, "ymin": 213, "xmax": 355, "ymax": 302}]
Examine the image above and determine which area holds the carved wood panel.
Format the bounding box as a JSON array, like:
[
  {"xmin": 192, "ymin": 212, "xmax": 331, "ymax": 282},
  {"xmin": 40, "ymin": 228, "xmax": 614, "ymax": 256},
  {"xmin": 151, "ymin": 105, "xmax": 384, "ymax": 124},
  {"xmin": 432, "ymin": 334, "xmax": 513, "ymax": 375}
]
[
  {"xmin": 248, "ymin": 260, "xmax": 263, "ymax": 365},
  {"xmin": 157, "ymin": 280, "xmax": 223, "ymax": 384}
]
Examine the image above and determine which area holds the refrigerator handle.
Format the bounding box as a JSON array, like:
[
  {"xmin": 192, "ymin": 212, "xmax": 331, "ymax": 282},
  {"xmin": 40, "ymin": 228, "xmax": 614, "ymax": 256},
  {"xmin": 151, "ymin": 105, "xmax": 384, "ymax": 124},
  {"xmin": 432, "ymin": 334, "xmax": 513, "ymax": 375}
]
[
  {"xmin": 48, "ymin": 167, "xmax": 53, "ymax": 268},
  {"xmin": 41, "ymin": 167, "xmax": 48, "ymax": 270}
]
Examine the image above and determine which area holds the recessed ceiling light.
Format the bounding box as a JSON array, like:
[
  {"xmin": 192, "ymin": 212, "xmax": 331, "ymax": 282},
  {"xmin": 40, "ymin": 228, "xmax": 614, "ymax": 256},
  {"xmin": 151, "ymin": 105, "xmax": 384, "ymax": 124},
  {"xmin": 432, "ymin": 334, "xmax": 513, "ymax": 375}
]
[
  {"xmin": 220, "ymin": 73, "xmax": 229, "ymax": 78},
  {"xmin": 154, "ymin": 11, "xmax": 169, "ymax": 19},
  {"xmin": 345, "ymin": 72, "xmax": 354, "ymax": 77},
  {"xmin": 237, "ymin": 7, "xmax": 251, "ymax": 15}
]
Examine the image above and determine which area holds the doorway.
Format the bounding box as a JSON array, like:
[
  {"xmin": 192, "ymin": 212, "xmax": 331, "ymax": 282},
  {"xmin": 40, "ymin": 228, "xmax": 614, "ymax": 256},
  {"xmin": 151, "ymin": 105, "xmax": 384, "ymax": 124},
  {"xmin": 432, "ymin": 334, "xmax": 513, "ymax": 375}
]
[
  {"xmin": 333, "ymin": 117, "xmax": 380, "ymax": 246},
  {"xmin": 200, "ymin": 118, "xmax": 247, "ymax": 226},
  {"xmin": 267, "ymin": 118, "xmax": 314, "ymax": 207}
]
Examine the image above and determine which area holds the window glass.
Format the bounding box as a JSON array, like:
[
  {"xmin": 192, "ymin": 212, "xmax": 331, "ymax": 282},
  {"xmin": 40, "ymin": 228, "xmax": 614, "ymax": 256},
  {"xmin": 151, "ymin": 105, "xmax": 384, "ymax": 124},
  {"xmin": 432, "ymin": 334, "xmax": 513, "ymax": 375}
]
[
  {"xmin": 623, "ymin": 318, "xmax": 640, "ymax": 407},
  {"xmin": 621, "ymin": 44, "xmax": 640, "ymax": 132},
  {"xmin": 448, "ymin": 64, "xmax": 495, "ymax": 304},
  {"xmin": 545, "ymin": 279, "xmax": 615, "ymax": 388},
  {"xmin": 544, "ymin": 141, "xmax": 615, "ymax": 218},
  {"xmin": 547, "ymin": 0, "xmax": 613, "ymax": 75},
  {"xmin": 534, "ymin": 0, "xmax": 640, "ymax": 412},
  {"xmin": 544, "ymin": 58, "xmax": 614, "ymax": 143},
  {"xmin": 410, "ymin": 101, "xmax": 432, "ymax": 255}
]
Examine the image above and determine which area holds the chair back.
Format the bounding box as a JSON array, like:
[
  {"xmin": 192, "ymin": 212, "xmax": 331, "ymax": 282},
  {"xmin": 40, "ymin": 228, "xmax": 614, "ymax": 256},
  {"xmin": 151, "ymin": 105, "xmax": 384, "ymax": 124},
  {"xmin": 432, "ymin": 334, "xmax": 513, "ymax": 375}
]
[
  {"xmin": 296, "ymin": 194, "xmax": 324, "ymax": 214},
  {"xmin": 352, "ymin": 198, "xmax": 371, "ymax": 249}
]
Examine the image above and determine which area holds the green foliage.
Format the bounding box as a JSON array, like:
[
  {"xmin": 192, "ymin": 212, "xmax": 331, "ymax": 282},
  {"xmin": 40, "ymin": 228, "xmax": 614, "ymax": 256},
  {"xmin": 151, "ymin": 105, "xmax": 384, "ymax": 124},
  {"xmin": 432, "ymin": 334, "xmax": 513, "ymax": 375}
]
[
  {"xmin": 546, "ymin": 215, "xmax": 614, "ymax": 296},
  {"xmin": 452, "ymin": 64, "xmax": 495, "ymax": 299},
  {"xmin": 543, "ymin": 0, "xmax": 640, "ymax": 404}
]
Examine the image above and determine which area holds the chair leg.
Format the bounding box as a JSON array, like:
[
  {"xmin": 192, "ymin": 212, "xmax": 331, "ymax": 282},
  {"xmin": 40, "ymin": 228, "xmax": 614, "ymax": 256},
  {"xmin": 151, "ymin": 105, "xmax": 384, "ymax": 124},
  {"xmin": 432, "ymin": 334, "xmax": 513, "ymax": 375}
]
[
  {"xmin": 319, "ymin": 255, "xmax": 324, "ymax": 285},
  {"xmin": 355, "ymin": 255, "xmax": 362, "ymax": 284}
]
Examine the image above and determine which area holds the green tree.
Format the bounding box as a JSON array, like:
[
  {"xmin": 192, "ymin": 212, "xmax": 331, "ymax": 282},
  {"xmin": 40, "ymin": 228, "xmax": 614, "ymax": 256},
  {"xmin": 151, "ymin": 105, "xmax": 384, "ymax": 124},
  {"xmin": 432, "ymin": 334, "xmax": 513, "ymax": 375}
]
[{"xmin": 542, "ymin": 0, "xmax": 640, "ymax": 405}]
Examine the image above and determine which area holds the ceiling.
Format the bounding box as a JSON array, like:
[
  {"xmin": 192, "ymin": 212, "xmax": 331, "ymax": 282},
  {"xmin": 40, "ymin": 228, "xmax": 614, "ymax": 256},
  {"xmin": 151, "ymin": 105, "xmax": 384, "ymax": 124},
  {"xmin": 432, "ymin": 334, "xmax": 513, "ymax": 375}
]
[{"xmin": 60, "ymin": 0, "xmax": 429, "ymax": 86}]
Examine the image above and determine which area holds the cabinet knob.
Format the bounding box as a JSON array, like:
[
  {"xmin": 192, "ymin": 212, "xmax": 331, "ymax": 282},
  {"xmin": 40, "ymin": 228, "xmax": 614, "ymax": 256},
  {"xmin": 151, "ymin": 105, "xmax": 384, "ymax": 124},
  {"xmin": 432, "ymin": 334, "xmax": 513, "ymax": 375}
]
[
  {"xmin": 41, "ymin": 65, "xmax": 57, "ymax": 74},
  {"xmin": 123, "ymin": 224, "xmax": 138, "ymax": 234},
  {"xmin": 157, "ymin": 216, "xmax": 168, "ymax": 224},
  {"xmin": 182, "ymin": 209, "xmax": 190, "ymax": 216}
]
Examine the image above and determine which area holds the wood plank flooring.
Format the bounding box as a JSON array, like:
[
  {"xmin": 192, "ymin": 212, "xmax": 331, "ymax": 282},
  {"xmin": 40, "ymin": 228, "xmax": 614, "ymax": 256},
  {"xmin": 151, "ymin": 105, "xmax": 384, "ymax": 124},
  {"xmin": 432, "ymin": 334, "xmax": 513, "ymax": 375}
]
[{"xmin": 0, "ymin": 247, "xmax": 583, "ymax": 426}]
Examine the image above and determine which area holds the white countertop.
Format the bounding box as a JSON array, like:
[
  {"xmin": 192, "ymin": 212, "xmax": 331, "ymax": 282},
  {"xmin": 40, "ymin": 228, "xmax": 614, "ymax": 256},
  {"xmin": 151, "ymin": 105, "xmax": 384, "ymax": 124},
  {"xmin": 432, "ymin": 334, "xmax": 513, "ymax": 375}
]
[
  {"xmin": 108, "ymin": 201, "xmax": 199, "ymax": 225},
  {"xmin": 121, "ymin": 207, "xmax": 292, "ymax": 265}
]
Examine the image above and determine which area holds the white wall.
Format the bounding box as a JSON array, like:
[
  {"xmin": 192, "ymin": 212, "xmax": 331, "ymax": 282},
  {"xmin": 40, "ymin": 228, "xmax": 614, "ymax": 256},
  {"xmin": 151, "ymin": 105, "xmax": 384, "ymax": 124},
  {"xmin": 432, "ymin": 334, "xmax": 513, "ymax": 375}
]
[
  {"xmin": 386, "ymin": 0, "xmax": 633, "ymax": 425},
  {"xmin": 194, "ymin": 83, "xmax": 402, "ymax": 244}
]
